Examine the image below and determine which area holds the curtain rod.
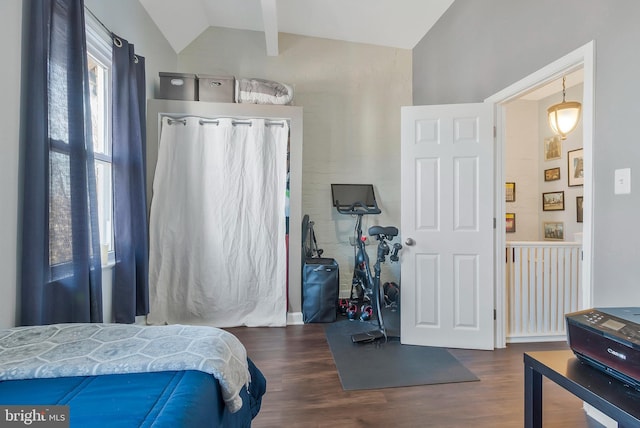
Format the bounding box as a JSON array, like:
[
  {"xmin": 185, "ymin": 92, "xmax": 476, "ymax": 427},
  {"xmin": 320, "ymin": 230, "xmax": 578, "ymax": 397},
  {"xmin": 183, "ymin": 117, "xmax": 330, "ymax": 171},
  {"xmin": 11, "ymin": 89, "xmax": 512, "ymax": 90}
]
[
  {"xmin": 165, "ymin": 116, "xmax": 286, "ymax": 127},
  {"xmin": 85, "ymin": 7, "xmax": 111, "ymax": 36},
  {"xmin": 85, "ymin": 7, "xmax": 137, "ymax": 61}
]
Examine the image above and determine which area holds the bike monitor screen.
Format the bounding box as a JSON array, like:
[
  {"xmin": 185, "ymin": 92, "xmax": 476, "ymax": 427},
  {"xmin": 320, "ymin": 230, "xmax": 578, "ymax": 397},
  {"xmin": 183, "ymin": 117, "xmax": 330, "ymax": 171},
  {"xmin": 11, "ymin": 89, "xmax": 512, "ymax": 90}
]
[{"xmin": 331, "ymin": 184, "xmax": 377, "ymax": 208}]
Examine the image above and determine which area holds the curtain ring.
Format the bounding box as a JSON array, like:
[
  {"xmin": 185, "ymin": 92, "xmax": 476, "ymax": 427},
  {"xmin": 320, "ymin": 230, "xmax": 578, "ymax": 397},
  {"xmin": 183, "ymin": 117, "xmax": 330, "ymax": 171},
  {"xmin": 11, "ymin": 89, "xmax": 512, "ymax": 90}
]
[
  {"xmin": 134, "ymin": 55, "xmax": 139, "ymax": 64},
  {"xmin": 113, "ymin": 37, "xmax": 123, "ymax": 48}
]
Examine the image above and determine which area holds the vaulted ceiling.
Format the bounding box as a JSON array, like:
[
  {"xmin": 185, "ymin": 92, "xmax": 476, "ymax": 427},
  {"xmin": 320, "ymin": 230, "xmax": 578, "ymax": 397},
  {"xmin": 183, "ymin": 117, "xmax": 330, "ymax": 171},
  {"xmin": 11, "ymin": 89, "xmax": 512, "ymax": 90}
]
[{"xmin": 139, "ymin": 0, "xmax": 455, "ymax": 55}]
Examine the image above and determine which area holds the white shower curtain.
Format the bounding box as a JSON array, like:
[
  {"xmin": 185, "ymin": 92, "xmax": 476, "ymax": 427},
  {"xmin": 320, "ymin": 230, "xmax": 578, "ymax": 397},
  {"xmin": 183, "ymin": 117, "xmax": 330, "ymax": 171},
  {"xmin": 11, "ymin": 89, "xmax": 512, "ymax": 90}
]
[{"xmin": 147, "ymin": 116, "xmax": 289, "ymax": 327}]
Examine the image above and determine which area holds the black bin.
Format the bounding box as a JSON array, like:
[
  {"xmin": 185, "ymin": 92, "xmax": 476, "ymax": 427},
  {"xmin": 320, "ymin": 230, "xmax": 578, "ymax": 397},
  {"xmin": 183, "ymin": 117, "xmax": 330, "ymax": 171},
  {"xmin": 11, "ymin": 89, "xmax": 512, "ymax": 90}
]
[{"xmin": 302, "ymin": 258, "xmax": 339, "ymax": 323}]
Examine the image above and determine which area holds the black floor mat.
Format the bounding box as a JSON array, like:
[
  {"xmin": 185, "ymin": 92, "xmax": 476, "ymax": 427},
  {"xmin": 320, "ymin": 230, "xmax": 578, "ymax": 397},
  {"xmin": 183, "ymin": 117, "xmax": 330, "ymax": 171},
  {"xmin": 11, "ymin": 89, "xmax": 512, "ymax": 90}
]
[{"xmin": 324, "ymin": 310, "xmax": 479, "ymax": 391}]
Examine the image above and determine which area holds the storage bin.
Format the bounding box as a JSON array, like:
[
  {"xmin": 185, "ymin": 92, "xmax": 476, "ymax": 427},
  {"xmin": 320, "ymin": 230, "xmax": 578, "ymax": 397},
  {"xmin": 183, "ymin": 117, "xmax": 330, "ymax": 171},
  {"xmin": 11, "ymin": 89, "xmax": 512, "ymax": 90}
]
[
  {"xmin": 159, "ymin": 72, "xmax": 197, "ymax": 101},
  {"xmin": 302, "ymin": 257, "xmax": 339, "ymax": 323},
  {"xmin": 197, "ymin": 75, "xmax": 235, "ymax": 103}
]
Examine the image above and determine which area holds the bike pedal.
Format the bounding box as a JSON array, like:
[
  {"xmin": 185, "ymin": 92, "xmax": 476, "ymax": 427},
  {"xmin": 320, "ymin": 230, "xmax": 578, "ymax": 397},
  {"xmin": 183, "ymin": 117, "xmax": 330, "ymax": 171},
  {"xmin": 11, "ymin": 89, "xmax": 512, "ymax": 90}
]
[{"xmin": 351, "ymin": 330, "xmax": 384, "ymax": 343}]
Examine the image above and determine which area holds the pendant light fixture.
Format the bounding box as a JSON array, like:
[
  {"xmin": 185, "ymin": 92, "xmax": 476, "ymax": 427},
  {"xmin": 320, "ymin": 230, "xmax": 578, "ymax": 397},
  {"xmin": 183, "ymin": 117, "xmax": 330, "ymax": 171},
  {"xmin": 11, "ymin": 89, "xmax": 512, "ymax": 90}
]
[{"xmin": 547, "ymin": 76, "xmax": 582, "ymax": 140}]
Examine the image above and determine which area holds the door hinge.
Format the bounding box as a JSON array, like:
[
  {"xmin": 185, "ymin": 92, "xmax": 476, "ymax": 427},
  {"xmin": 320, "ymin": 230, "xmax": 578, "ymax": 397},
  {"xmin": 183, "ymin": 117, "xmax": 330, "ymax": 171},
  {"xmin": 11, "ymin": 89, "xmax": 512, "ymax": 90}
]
[
  {"xmin": 493, "ymin": 218, "xmax": 496, "ymax": 229},
  {"xmin": 493, "ymin": 309, "xmax": 497, "ymax": 320},
  {"xmin": 493, "ymin": 126, "xmax": 497, "ymax": 138}
]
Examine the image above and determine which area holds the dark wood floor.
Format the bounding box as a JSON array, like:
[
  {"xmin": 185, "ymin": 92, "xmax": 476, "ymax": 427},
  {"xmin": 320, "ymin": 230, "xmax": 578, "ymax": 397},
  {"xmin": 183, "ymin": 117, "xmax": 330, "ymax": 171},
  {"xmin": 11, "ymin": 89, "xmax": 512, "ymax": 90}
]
[{"xmin": 227, "ymin": 324, "xmax": 604, "ymax": 428}]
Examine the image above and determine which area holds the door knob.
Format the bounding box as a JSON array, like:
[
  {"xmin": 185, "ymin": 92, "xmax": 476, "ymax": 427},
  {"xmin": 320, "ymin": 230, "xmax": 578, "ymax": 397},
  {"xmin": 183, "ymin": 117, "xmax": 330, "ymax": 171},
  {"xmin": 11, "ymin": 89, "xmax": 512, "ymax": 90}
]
[{"xmin": 405, "ymin": 238, "xmax": 415, "ymax": 246}]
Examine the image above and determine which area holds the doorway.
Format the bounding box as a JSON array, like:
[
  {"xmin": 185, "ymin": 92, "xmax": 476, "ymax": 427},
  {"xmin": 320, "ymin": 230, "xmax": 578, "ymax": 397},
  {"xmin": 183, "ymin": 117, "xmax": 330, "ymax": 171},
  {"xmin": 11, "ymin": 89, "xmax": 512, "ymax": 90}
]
[{"xmin": 487, "ymin": 41, "xmax": 595, "ymax": 348}]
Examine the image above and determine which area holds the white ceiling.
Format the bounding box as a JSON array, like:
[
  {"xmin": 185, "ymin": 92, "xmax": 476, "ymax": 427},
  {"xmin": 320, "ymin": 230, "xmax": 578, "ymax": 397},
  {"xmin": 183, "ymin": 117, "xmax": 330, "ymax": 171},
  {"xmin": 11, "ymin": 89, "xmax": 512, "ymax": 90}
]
[
  {"xmin": 138, "ymin": 0, "xmax": 583, "ymax": 99},
  {"xmin": 139, "ymin": 0, "xmax": 456, "ymax": 54}
]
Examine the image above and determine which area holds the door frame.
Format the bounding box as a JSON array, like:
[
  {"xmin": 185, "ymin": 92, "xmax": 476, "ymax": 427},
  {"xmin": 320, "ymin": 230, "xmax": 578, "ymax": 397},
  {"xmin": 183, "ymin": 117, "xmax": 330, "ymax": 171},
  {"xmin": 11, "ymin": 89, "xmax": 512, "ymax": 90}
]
[{"xmin": 485, "ymin": 41, "xmax": 595, "ymax": 348}]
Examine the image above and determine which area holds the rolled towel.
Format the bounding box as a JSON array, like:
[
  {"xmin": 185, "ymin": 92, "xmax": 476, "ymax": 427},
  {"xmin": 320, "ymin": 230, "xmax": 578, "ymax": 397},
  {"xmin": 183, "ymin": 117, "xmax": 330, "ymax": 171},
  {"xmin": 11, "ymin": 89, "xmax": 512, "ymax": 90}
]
[{"xmin": 235, "ymin": 78, "xmax": 294, "ymax": 105}]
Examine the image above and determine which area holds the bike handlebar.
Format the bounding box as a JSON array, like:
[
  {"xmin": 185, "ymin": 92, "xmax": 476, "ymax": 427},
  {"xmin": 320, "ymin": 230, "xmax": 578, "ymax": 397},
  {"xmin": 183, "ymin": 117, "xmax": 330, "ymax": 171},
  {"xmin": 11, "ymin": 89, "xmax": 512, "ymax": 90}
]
[
  {"xmin": 335, "ymin": 200, "xmax": 381, "ymax": 215},
  {"xmin": 390, "ymin": 243, "xmax": 402, "ymax": 262}
]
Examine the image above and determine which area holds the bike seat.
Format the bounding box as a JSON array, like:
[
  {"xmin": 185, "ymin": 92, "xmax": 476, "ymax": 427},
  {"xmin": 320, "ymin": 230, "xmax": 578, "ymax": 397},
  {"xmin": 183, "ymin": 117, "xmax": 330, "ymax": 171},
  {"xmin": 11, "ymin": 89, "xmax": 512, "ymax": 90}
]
[{"xmin": 368, "ymin": 226, "xmax": 398, "ymax": 237}]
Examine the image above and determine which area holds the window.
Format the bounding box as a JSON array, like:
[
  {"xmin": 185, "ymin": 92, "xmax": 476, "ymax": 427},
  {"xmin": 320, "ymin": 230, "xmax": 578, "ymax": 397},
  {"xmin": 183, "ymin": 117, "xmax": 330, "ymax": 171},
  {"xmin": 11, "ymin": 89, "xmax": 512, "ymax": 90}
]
[{"xmin": 86, "ymin": 13, "xmax": 113, "ymax": 263}]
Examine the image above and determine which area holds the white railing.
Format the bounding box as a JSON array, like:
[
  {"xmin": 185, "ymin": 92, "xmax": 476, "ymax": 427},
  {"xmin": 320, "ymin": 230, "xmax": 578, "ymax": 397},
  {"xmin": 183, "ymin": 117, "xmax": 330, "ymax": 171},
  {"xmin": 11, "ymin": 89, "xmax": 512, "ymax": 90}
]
[{"xmin": 505, "ymin": 241, "xmax": 582, "ymax": 342}]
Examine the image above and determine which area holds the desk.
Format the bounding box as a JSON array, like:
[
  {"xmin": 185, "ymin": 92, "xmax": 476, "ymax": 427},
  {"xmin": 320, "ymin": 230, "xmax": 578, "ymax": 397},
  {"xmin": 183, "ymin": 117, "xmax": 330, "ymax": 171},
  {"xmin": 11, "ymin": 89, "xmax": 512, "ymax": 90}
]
[{"xmin": 524, "ymin": 350, "xmax": 640, "ymax": 428}]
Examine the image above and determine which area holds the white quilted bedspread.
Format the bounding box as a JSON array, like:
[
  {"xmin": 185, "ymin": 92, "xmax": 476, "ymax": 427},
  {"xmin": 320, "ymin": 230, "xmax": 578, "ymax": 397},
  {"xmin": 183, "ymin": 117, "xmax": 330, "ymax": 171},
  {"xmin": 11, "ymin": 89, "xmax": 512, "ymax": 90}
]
[{"xmin": 0, "ymin": 323, "xmax": 249, "ymax": 413}]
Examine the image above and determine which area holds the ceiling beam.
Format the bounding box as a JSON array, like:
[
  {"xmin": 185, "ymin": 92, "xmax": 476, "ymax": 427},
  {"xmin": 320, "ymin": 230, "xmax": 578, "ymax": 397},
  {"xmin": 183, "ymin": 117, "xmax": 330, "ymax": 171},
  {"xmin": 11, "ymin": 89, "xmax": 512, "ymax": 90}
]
[{"xmin": 260, "ymin": 0, "xmax": 279, "ymax": 56}]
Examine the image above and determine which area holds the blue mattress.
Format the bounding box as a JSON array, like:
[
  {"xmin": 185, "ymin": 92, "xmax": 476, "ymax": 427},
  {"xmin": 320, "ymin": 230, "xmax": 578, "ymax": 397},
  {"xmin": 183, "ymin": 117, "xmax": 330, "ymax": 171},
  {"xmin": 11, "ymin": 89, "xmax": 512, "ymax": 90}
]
[{"xmin": 0, "ymin": 359, "xmax": 266, "ymax": 427}]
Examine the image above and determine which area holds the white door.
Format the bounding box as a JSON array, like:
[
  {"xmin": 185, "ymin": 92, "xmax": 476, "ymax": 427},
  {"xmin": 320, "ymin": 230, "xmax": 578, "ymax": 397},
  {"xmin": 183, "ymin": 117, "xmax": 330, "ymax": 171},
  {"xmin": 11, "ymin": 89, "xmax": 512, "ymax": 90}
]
[{"xmin": 400, "ymin": 103, "xmax": 494, "ymax": 350}]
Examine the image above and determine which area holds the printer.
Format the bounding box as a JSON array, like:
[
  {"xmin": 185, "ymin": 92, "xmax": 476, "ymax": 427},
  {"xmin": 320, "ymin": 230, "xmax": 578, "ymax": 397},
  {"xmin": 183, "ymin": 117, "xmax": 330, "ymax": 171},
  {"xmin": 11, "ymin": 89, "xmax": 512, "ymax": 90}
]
[{"xmin": 566, "ymin": 307, "xmax": 640, "ymax": 389}]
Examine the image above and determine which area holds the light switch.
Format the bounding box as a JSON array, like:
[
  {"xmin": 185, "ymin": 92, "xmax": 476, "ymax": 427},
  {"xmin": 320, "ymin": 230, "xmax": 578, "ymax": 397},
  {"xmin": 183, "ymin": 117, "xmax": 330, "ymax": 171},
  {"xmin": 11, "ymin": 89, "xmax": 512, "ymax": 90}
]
[{"xmin": 614, "ymin": 168, "xmax": 631, "ymax": 194}]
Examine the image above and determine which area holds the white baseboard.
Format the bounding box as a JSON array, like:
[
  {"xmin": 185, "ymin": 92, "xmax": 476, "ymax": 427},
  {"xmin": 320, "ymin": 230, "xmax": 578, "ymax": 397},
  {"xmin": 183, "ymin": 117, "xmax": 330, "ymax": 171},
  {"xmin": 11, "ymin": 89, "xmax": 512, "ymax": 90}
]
[
  {"xmin": 584, "ymin": 403, "xmax": 617, "ymax": 427},
  {"xmin": 287, "ymin": 312, "xmax": 304, "ymax": 325}
]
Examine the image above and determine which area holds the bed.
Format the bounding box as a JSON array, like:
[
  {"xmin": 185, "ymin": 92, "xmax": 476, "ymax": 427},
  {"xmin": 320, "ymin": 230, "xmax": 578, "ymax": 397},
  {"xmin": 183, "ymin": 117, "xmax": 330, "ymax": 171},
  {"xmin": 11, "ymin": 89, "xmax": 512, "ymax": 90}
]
[{"xmin": 0, "ymin": 323, "xmax": 266, "ymax": 427}]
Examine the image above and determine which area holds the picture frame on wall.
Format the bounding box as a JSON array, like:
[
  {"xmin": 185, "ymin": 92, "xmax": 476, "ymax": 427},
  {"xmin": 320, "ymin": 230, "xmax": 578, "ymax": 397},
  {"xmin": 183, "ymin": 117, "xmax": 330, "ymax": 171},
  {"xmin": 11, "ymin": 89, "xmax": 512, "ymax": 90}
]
[
  {"xmin": 543, "ymin": 222, "xmax": 564, "ymax": 240},
  {"xmin": 577, "ymin": 196, "xmax": 584, "ymax": 223},
  {"xmin": 505, "ymin": 182, "xmax": 516, "ymax": 202},
  {"xmin": 544, "ymin": 167, "xmax": 561, "ymax": 182},
  {"xmin": 568, "ymin": 148, "xmax": 584, "ymax": 187},
  {"xmin": 506, "ymin": 213, "xmax": 516, "ymax": 233},
  {"xmin": 544, "ymin": 135, "xmax": 562, "ymax": 161},
  {"xmin": 542, "ymin": 191, "xmax": 564, "ymax": 211}
]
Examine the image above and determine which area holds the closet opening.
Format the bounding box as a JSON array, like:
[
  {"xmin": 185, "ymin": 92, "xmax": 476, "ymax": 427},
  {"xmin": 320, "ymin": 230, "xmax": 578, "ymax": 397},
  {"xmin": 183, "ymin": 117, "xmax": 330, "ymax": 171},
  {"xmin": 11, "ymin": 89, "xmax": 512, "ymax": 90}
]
[{"xmin": 145, "ymin": 99, "xmax": 304, "ymax": 327}]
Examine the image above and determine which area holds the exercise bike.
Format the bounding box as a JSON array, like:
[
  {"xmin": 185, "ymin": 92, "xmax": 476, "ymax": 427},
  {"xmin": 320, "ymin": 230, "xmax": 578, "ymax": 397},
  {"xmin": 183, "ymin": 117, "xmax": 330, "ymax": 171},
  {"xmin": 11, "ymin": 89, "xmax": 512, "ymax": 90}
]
[{"xmin": 335, "ymin": 200, "xmax": 402, "ymax": 343}]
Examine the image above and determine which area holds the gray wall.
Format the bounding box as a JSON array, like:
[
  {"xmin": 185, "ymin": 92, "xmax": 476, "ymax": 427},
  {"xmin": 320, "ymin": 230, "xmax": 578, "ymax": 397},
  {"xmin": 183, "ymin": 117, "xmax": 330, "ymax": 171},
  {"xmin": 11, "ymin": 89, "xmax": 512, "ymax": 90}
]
[
  {"xmin": 414, "ymin": 0, "xmax": 640, "ymax": 306},
  {"xmin": 0, "ymin": 0, "xmax": 23, "ymax": 328},
  {"xmin": 179, "ymin": 28, "xmax": 412, "ymax": 295},
  {"xmin": 84, "ymin": 0, "xmax": 177, "ymax": 99},
  {"xmin": 0, "ymin": 0, "xmax": 176, "ymax": 328}
]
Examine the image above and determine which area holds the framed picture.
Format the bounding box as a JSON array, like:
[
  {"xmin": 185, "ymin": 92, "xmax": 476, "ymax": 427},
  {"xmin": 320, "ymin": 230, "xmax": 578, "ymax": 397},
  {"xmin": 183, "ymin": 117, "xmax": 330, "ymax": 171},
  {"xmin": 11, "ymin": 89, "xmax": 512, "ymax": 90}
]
[
  {"xmin": 576, "ymin": 196, "xmax": 584, "ymax": 223},
  {"xmin": 544, "ymin": 167, "xmax": 561, "ymax": 182},
  {"xmin": 544, "ymin": 136, "xmax": 562, "ymax": 161},
  {"xmin": 568, "ymin": 148, "xmax": 584, "ymax": 186},
  {"xmin": 505, "ymin": 182, "xmax": 516, "ymax": 202},
  {"xmin": 506, "ymin": 213, "xmax": 516, "ymax": 233},
  {"xmin": 543, "ymin": 222, "xmax": 564, "ymax": 240},
  {"xmin": 542, "ymin": 191, "xmax": 564, "ymax": 211}
]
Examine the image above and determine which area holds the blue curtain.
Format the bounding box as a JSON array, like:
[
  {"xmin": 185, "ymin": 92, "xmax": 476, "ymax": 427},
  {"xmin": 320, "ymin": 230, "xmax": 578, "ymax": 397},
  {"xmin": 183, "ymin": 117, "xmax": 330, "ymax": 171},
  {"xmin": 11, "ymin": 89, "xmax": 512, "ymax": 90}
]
[
  {"xmin": 21, "ymin": 0, "xmax": 103, "ymax": 325},
  {"xmin": 111, "ymin": 35, "xmax": 149, "ymax": 323}
]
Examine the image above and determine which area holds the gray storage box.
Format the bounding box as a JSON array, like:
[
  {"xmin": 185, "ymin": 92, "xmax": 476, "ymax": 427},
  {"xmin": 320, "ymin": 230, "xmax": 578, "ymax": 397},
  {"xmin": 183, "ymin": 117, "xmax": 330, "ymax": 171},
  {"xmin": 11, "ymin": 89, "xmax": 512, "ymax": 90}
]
[
  {"xmin": 197, "ymin": 75, "xmax": 235, "ymax": 103},
  {"xmin": 159, "ymin": 72, "xmax": 197, "ymax": 101}
]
